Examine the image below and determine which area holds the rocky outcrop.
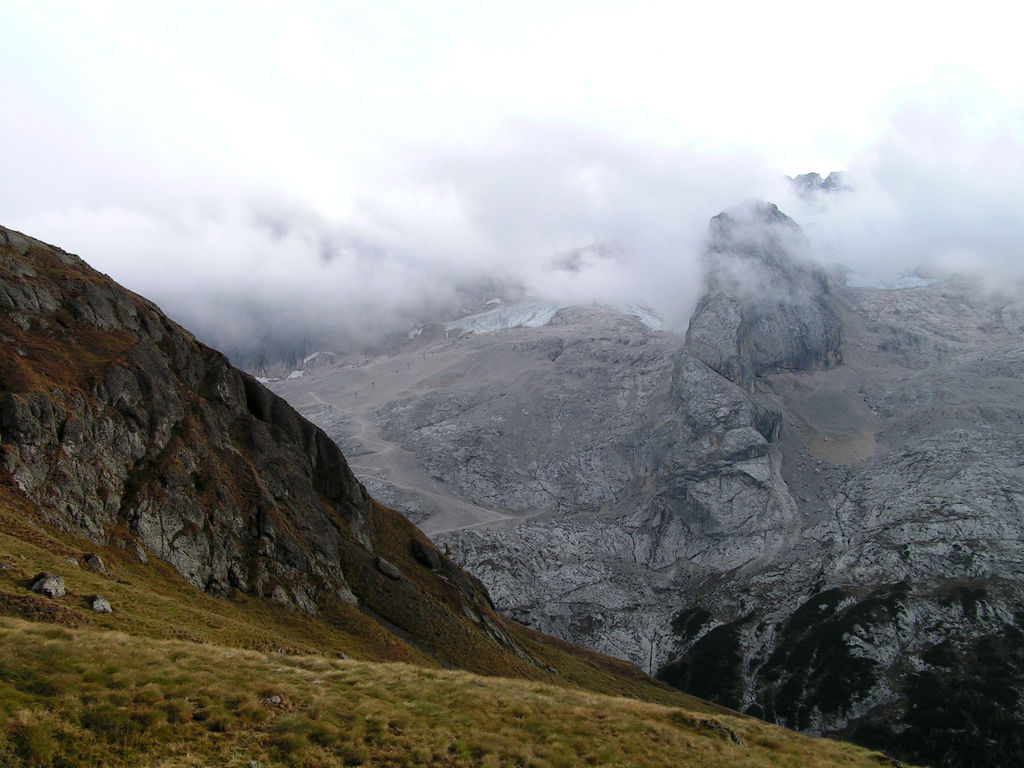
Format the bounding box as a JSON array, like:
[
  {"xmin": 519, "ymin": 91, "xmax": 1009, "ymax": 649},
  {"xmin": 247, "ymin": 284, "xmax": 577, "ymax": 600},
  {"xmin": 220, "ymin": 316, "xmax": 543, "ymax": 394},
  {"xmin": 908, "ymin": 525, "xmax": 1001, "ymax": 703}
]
[
  {"xmin": 0, "ymin": 225, "xmax": 513, "ymax": 671},
  {"xmin": 0, "ymin": 225, "xmax": 374, "ymax": 612},
  {"xmin": 685, "ymin": 202, "xmax": 842, "ymax": 387}
]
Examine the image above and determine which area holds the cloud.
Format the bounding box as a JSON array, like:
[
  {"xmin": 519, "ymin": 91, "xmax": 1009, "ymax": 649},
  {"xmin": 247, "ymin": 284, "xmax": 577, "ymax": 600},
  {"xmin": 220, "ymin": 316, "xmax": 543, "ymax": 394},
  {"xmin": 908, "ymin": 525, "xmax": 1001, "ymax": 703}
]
[
  {"xmin": 13, "ymin": 82, "xmax": 1024, "ymax": 365},
  {"xmin": 14, "ymin": 123, "xmax": 787, "ymax": 361},
  {"xmin": 782, "ymin": 74, "xmax": 1024, "ymax": 288},
  {"xmin": 3, "ymin": 6, "xmax": 1024, "ymax": 365}
]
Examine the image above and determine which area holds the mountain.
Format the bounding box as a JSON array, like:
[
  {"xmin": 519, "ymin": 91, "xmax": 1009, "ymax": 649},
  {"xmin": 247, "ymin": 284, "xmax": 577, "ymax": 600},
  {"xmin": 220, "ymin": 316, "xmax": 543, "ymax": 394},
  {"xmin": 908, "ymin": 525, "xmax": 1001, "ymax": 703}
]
[
  {"xmin": 0, "ymin": 224, "xmax": 916, "ymax": 767},
  {"xmin": 789, "ymin": 171, "xmax": 851, "ymax": 196},
  {"xmin": 0, "ymin": 221, "xmax": 682, "ymax": 686},
  {"xmin": 269, "ymin": 203, "xmax": 1024, "ymax": 768}
]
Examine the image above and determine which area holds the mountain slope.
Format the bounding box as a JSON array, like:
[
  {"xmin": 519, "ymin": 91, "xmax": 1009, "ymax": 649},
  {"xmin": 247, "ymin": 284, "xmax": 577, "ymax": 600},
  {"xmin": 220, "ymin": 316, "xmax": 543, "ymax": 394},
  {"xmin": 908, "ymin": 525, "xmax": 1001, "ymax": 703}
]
[
  {"xmin": 0, "ymin": 614, "xmax": 911, "ymax": 768},
  {"xmin": 268, "ymin": 203, "xmax": 1024, "ymax": 768},
  {"xmin": 0, "ymin": 222, "xmax": 685, "ymax": 692},
  {"xmin": 0, "ymin": 223, "xmax": 915, "ymax": 767}
]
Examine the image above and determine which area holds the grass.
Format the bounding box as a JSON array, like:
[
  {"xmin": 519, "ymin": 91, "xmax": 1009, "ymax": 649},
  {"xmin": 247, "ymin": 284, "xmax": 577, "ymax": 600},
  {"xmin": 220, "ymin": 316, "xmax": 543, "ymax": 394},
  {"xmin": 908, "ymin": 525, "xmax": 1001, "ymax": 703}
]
[
  {"xmin": 0, "ymin": 504, "xmax": 920, "ymax": 768},
  {"xmin": 0, "ymin": 499, "xmax": 920, "ymax": 768},
  {"xmin": 0, "ymin": 494, "xmax": 427, "ymax": 665},
  {"xmin": 0, "ymin": 616, "xmax": 915, "ymax": 768},
  {"xmin": 0, "ymin": 486, "xmax": 709, "ymax": 709}
]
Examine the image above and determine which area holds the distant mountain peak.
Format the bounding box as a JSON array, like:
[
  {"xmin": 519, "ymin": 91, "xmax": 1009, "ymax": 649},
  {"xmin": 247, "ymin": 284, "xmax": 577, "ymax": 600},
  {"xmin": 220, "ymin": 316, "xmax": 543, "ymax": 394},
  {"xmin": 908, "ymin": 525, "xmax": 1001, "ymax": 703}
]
[{"xmin": 788, "ymin": 171, "xmax": 851, "ymax": 196}]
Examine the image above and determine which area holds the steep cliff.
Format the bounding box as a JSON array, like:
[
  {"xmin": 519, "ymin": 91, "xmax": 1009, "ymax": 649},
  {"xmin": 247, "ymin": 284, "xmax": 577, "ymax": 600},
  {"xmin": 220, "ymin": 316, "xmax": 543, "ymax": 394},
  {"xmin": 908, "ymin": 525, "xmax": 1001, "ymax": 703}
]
[
  {"xmin": 685, "ymin": 202, "xmax": 842, "ymax": 387},
  {"xmin": 0, "ymin": 224, "xmax": 565, "ymax": 678}
]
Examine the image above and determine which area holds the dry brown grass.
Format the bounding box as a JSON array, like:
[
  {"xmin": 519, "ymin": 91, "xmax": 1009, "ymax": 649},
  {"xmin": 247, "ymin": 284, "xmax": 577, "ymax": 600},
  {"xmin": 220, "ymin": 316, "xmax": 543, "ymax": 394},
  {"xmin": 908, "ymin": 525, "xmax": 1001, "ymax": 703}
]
[
  {"xmin": 0, "ymin": 616, "xmax": 917, "ymax": 768},
  {"xmin": 0, "ymin": 488, "xmax": 713, "ymax": 710},
  {"xmin": 0, "ymin": 499, "xmax": 919, "ymax": 768}
]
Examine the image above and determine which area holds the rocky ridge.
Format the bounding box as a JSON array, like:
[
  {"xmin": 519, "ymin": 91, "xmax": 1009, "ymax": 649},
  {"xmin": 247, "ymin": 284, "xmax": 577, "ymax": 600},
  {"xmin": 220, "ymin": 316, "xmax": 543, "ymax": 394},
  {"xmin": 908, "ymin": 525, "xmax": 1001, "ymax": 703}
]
[{"xmin": 0, "ymin": 224, "xmax": 553, "ymax": 674}]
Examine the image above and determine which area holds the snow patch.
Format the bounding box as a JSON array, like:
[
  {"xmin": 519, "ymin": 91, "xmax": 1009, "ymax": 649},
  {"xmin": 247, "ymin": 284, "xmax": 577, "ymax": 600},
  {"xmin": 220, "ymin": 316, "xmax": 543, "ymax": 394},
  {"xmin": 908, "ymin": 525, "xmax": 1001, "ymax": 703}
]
[
  {"xmin": 287, "ymin": 370, "xmax": 304, "ymax": 379},
  {"xmin": 843, "ymin": 270, "xmax": 940, "ymax": 291},
  {"xmin": 442, "ymin": 301, "xmax": 665, "ymax": 335},
  {"xmin": 605, "ymin": 303, "xmax": 665, "ymax": 330},
  {"xmin": 444, "ymin": 301, "xmax": 564, "ymax": 334}
]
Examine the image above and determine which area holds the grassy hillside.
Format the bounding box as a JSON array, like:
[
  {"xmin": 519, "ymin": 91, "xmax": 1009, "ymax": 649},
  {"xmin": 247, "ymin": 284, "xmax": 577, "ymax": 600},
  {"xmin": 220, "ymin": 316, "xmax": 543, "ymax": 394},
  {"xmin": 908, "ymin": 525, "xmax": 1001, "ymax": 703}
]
[
  {"xmin": 0, "ymin": 615, "xmax": 915, "ymax": 768},
  {"xmin": 0, "ymin": 497, "xmax": 918, "ymax": 768},
  {"xmin": 0, "ymin": 490, "xmax": 702, "ymax": 705}
]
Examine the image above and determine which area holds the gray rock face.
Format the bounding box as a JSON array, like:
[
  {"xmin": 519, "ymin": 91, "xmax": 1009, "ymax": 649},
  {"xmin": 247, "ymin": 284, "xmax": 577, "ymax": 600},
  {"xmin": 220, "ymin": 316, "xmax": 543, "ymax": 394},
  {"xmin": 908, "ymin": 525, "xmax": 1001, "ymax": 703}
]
[
  {"xmin": 30, "ymin": 572, "xmax": 66, "ymax": 599},
  {"xmin": 269, "ymin": 203, "xmax": 1024, "ymax": 767},
  {"xmin": 0, "ymin": 225, "xmax": 373, "ymax": 615},
  {"xmin": 685, "ymin": 203, "xmax": 842, "ymax": 387}
]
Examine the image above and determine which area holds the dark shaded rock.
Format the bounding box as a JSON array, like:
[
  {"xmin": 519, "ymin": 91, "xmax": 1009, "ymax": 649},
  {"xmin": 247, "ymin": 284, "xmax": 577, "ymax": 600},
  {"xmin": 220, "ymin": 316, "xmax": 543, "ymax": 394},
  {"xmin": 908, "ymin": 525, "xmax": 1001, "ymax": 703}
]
[
  {"xmin": 82, "ymin": 553, "xmax": 105, "ymax": 572},
  {"xmin": 30, "ymin": 572, "xmax": 66, "ymax": 599},
  {"xmin": 411, "ymin": 538, "xmax": 441, "ymax": 570}
]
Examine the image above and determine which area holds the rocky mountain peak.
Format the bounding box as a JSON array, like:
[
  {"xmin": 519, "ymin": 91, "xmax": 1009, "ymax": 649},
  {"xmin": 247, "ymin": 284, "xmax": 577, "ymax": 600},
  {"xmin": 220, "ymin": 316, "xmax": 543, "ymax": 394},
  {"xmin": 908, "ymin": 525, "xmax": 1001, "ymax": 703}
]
[
  {"xmin": 686, "ymin": 201, "xmax": 842, "ymax": 387},
  {"xmin": 708, "ymin": 200, "xmax": 796, "ymax": 241},
  {"xmin": 789, "ymin": 171, "xmax": 851, "ymax": 196}
]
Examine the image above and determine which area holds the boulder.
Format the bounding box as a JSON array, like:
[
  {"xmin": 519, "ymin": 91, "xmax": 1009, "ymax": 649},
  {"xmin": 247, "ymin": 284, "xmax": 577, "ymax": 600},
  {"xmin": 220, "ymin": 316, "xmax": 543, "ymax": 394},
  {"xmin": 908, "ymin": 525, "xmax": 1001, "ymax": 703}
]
[
  {"xmin": 375, "ymin": 557, "xmax": 402, "ymax": 580},
  {"xmin": 30, "ymin": 572, "xmax": 66, "ymax": 599},
  {"xmin": 91, "ymin": 595, "xmax": 112, "ymax": 614}
]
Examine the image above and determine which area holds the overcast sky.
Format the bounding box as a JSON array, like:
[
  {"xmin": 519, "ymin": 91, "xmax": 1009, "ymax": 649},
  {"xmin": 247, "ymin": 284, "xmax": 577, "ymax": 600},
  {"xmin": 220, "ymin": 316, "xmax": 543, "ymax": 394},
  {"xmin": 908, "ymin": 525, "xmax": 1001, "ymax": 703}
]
[{"xmin": 2, "ymin": 2, "xmax": 1023, "ymax": 357}]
